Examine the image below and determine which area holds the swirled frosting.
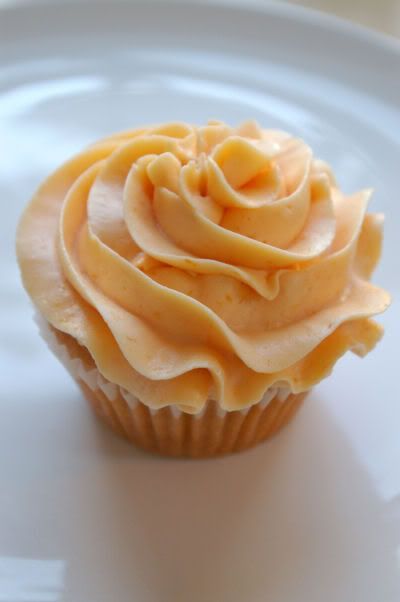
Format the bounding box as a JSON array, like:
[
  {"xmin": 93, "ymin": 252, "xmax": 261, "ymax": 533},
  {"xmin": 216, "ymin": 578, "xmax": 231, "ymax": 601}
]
[{"xmin": 17, "ymin": 120, "xmax": 390, "ymax": 412}]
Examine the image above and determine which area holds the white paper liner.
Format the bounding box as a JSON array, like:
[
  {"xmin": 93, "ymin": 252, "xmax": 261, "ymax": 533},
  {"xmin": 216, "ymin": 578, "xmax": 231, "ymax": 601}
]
[{"xmin": 36, "ymin": 314, "xmax": 299, "ymax": 418}]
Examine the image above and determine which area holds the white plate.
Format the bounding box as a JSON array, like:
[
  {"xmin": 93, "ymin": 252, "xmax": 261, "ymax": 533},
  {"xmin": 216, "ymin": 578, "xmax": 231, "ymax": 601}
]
[{"xmin": 1, "ymin": 1, "xmax": 400, "ymax": 600}]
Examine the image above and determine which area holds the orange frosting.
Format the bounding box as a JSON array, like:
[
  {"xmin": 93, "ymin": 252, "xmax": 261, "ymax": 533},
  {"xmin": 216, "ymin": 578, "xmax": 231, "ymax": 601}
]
[{"xmin": 16, "ymin": 121, "xmax": 390, "ymax": 412}]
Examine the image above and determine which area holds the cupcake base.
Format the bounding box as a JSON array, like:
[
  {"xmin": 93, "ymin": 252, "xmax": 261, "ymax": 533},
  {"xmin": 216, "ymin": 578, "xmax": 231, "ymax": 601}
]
[
  {"xmin": 79, "ymin": 380, "xmax": 307, "ymax": 458},
  {"xmin": 37, "ymin": 315, "xmax": 308, "ymax": 458}
]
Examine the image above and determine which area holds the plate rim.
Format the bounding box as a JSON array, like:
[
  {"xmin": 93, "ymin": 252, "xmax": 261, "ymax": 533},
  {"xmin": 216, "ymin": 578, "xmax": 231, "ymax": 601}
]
[{"xmin": 1, "ymin": 0, "xmax": 400, "ymax": 61}]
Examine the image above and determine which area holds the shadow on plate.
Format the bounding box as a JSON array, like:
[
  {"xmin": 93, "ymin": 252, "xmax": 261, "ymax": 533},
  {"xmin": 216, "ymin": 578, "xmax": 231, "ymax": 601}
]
[{"xmin": 66, "ymin": 392, "xmax": 400, "ymax": 602}]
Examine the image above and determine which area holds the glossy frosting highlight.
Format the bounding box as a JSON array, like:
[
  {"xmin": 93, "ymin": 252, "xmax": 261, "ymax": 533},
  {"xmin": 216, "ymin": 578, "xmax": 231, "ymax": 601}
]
[{"xmin": 17, "ymin": 121, "xmax": 390, "ymax": 412}]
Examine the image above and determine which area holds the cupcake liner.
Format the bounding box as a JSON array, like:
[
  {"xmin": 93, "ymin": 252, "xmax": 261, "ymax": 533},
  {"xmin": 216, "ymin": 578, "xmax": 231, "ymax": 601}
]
[{"xmin": 36, "ymin": 314, "xmax": 308, "ymax": 458}]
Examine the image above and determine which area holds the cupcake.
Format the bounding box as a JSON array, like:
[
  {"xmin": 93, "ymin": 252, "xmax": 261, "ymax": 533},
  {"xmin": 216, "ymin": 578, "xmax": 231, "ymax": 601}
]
[{"xmin": 16, "ymin": 120, "xmax": 390, "ymax": 457}]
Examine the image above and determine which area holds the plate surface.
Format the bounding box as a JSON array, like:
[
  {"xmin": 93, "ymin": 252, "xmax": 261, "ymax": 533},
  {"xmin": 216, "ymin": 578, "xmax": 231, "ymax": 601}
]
[{"xmin": 1, "ymin": 1, "xmax": 399, "ymax": 600}]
